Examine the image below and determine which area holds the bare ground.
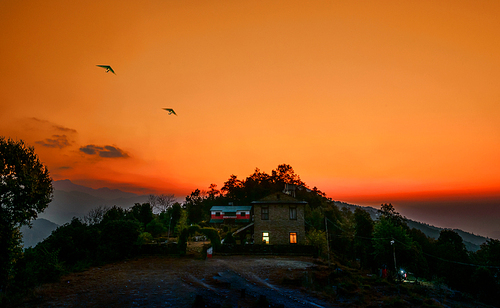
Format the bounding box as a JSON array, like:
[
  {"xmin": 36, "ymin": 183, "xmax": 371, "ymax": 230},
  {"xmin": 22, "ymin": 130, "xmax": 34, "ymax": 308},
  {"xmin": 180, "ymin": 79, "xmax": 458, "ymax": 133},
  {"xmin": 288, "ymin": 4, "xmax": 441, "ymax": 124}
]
[
  {"xmin": 20, "ymin": 250, "xmax": 334, "ymax": 308},
  {"xmin": 18, "ymin": 242, "xmax": 494, "ymax": 308}
]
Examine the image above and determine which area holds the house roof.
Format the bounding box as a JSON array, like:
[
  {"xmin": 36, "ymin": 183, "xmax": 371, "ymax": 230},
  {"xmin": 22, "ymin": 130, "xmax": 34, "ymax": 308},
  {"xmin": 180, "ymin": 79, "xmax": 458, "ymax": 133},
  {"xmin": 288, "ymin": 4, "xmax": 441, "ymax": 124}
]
[
  {"xmin": 210, "ymin": 206, "xmax": 252, "ymax": 212},
  {"xmin": 251, "ymin": 192, "xmax": 307, "ymax": 204}
]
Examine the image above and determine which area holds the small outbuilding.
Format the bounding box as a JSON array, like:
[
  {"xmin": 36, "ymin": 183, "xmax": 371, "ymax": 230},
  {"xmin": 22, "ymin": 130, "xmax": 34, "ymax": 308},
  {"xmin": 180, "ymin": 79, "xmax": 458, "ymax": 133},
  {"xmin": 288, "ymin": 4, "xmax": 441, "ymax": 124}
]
[{"xmin": 209, "ymin": 205, "xmax": 252, "ymax": 224}]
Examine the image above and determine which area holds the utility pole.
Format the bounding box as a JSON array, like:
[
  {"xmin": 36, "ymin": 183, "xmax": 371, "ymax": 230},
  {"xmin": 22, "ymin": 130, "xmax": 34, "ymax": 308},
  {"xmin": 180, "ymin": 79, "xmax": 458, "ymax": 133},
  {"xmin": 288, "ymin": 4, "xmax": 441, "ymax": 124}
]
[
  {"xmin": 391, "ymin": 239, "xmax": 397, "ymax": 279},
  {"xmin": 168, "ymin": 216, "xmax": 172, "ymax": 242},
  {"xmin": 325, "ymin": 216, "xmax": 331, "ymax": 267}
]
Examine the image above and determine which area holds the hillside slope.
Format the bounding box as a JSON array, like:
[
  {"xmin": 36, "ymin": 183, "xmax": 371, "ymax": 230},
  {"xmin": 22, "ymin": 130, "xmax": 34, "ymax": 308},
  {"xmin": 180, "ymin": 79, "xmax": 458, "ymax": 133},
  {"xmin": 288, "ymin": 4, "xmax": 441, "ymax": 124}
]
[
  {"xmin": 335, "ymin": 201, "xmax": 487, "ymax": 251},
  {"xmin": 20, "ymin": 218, "xmax": 59, "ymax": 248}
]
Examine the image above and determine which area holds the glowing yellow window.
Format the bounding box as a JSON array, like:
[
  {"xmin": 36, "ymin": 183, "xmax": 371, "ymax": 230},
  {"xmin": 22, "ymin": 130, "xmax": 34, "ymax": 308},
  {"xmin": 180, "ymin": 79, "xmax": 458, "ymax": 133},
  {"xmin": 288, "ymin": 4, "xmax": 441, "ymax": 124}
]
[
  {"xmin": 289, "ymin": 232, "xmax": 297, "ymax": 244},
  {"xmin": 262, "ymin": 232, "xmax": 269, "ymax": 244}
]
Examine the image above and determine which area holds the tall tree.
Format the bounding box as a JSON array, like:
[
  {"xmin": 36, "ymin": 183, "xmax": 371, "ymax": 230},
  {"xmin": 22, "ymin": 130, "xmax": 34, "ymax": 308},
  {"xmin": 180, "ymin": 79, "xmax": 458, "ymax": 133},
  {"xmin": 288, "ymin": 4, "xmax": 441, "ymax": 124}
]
[
  {"xmin": 220, "ymin": 174, "xmax": 244, "ymax": 202},
  {"xmin": 0, "ymin": 137, "xmax": 53, "ymax": 291},
  {"xmin": 271, "ymin": 164, "xmax": 304, "ymax": 186},
  {"xmin": 378, "ymin": 203, "xmax": 408, "ymax": 230},
  {"xmin": 354, "ymin": 207, "xmax": 375, "ymax": 269},
  {"xmin": 184, "ymin": 189, "xmax": 206, "ymax": 224},
  {"xmin": 128, "ymin": 203, "xmax": 154, "ymax": 228},
  {"xmin": 207, "ymin": 184, "xmax": 219, "ymax": 199},
  {"xmin": 372, "ymin": 216, "xmax": 413, "ymax": 274},
  {"xmin": 148, "ymin": 194, "xmax": 176, "ymax": 213},
  {"xmin": 434, "ymin": 229, "xmax": 472, "ymax": 290}
]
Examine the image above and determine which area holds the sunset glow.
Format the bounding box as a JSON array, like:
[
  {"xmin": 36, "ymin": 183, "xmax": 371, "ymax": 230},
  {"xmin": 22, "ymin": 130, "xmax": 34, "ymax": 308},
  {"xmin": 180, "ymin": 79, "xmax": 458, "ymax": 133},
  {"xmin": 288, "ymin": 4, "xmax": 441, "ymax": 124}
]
[{"xmin": 1, "ymin": 1, "xmax": 499, "ymax": 237}]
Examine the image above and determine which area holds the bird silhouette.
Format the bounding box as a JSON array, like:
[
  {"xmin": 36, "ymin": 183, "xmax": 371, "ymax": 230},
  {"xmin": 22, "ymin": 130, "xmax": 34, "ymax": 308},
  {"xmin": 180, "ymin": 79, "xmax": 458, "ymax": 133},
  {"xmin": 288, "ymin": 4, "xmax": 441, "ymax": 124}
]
[
  {"xmin": 96, "ymin": 65, "xmax": 115, "ymax": 74},
  {"xmin": 163, "ymin": 108, "xmax": 177, "ymax": 115}
]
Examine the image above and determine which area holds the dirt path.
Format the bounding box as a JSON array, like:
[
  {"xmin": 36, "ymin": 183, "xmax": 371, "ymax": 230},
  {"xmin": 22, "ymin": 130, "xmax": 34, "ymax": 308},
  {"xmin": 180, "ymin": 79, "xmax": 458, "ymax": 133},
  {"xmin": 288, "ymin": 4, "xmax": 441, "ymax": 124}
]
[{"xmin": 22, "ymin": 255, "xmax": 335, "ymax": 308}]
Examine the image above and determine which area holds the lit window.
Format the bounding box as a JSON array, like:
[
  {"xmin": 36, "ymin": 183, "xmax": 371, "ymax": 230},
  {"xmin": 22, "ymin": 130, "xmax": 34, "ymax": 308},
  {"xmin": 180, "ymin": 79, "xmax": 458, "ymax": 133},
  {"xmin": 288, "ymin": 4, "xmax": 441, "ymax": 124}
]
[
  {"xmin": 289, "ymin": 232, "xmax": 297, "ymax": 244},
  {"xmin": 289, "ymin": 206, "xmax": 297, "ymax": 220},
  {"xmin": 261, "ymin": 207, "xmax": 269, "ymax": 220},
  {"xmin": 262, "ymin": 232, "xmax": 270, "ymax": 244}
]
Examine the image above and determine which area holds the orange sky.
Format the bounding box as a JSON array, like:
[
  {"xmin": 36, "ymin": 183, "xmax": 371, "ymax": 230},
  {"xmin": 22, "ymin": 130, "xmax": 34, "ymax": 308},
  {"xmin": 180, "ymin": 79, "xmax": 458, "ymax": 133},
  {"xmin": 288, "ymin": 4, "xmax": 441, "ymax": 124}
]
[{"xmin": 2, "ymin": 0, "xmax": 500, "ymax": 210}]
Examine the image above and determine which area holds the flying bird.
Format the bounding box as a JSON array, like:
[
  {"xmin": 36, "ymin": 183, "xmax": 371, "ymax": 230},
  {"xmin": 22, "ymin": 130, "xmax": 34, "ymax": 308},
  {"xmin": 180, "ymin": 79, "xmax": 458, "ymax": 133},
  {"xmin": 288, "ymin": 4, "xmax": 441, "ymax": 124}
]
[
  {"xmin": 163, "ymin": 108, "xmax": 177, "ymax": 115},
  {"xmin": 96, "ymin": 65, "xmax": 115, "ymax": 74}
]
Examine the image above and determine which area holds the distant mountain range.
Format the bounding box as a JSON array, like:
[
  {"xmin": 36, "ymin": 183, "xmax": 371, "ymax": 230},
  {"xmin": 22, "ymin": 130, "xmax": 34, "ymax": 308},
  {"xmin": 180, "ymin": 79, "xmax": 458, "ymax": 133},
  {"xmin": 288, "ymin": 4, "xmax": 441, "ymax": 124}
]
[
  {"xmin": 22, "ymin": 179, "xmax": 149, "ymax": 247},
  {"xmin": 37, "ymin": 179, "xmax": 149, "ymax": 226},
  {"xmin": 20, "ymin": 218, "xmax": 59, "ymax": 248},
  {"xmin": 22, "ymin": 180, "xmax": 489, "ymax": 251}
]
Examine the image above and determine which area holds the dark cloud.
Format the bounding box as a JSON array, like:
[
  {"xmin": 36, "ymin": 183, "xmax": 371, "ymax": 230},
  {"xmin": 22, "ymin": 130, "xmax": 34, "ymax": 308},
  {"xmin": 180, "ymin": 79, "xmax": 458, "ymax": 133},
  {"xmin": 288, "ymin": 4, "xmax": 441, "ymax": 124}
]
[
  {"xmin": 79, "ymin": 145, "xmax": 129, "ymax": 158},
  {"xmin": 58, "ymin": 166, "xmax": 73, "ymax": 170},
  {"xmin": 53, "ymin": 125, "xmax": 77, "ymax": 134},
  {"xmin": 36, "ymin": 135, "xmax": 71, "ymax": 149}
]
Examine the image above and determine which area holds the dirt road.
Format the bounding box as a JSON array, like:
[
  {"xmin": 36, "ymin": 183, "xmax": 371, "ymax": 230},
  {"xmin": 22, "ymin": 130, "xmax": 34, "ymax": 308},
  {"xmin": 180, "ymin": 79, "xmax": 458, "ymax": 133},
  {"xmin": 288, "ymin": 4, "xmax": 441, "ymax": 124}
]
[{"xmin": 22, "ymin": 255, "xmax": 335, "ymax": 308}]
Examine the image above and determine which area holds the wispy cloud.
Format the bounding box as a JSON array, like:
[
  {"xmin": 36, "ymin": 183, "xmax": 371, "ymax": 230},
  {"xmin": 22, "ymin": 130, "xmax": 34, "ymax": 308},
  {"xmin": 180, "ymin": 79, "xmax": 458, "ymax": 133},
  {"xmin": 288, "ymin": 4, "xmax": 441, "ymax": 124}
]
[
  {"xmin": 79, "ymin": 145, "xmax": 129, "ymax": 158},
  {"xmin": 36, "ymin": 134, "xmax": 71, "ymax": 149},
  {"xmin": 53, "ymin": 125, "xmax": 77, "ymax": 134},
  {"xmin": 30, "ymin": 117, "xmax": 78, "ymax": 134}
]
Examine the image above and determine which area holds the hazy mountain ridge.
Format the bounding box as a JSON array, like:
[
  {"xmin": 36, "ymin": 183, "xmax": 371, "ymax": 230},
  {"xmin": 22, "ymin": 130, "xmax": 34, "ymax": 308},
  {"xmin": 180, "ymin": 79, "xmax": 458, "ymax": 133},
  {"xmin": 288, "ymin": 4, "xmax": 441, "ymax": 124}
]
[
  {"xmin": 37, "ymin": 180, "xmax": 149, "ymax": 225},
  {"xmin": 20, "ymin": 218, "xmax": 59, "ymax": 248},
  {"xmin": 335, "ymin": 201, "xmax": 488, "ymax": 251},
  {"xmin": 53, "ymin": 179, "xmax": 141, "ymax": 200}
]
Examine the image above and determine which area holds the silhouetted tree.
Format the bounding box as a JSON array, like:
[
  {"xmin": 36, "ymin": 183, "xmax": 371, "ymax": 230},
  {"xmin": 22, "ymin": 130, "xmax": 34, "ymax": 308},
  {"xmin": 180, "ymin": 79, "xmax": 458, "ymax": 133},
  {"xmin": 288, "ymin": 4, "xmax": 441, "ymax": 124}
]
[
  {"xmin": 305, "ymin": 205, "xmax": 324, "ymax": 231},
  {"xmin": 434, "ymin": 229, "xmax": 472, "ymax": 290},
  {"xmin": 221, "ymin": 174, "xmax": 244, "ymax": 202},
  {"xmin": 271, "ymin": 164, "xmax": 305, "ymax": 186},
  {"xmin": 83, "ymin": 206, "xmax": 107, "ymax": 225},
  {"xmin": 378, "ymin": 203, "xmax": 408, "ymax": 230},
  {"xmin": 475, "ymin": 238, "xmax": 500, "ymax": 267},
  {"xmin": 100, "ymin": 220, "xmax": 142, "ymax": 261},
  {"xmin": 128, "ymin": 203, "xmax": 154, "ymax": 228},
  {"xmin": 372, "ymin": 216, "xmax": 413, "ymax": 275},
  {"xmin": 145, "ymin": 218, "xmax": 166, "ymax": 238},
  {"xmin": 471, "ymin": 266, "xmax": 500, "ymax": 305},
  {"xmin": 207, "ymin": 183, "xmax": 219, "ymax": 199},
  {"xmin": 353, "ymin": 207, "xmax": 375, "ymax": 269},
  {"xmin": 101, "ymin": 205, "xmax": 126, "ymax": 224},
  {"xmin": 0, "ymin": 137, "xmax": 53, "ymax": 293},
  {"xmin": 184, "ymin": 189, "xmax": 206, "ymax": 224},
  {"xmin": 148, "ymin": 194, "xmax": 176, "ymax": 213}
]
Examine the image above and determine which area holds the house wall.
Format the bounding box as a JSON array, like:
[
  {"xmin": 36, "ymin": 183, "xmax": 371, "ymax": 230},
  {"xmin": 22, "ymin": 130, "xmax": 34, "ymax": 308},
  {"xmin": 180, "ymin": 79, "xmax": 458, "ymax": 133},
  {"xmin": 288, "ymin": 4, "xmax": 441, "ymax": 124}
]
[{"xmin": 253, "ymin": 203, "xmax": 306, "ymax": 245}]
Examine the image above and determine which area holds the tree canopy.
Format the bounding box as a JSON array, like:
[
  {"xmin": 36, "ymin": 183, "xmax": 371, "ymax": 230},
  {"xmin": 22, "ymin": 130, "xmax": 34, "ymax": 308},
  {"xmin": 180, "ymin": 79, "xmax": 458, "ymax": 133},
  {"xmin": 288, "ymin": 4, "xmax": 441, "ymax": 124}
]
[
  {"xmin": 1, "ymin": 137, "xmax": 53, "ymax": 227},
  {"xmin": 0, "ymin": 137, "xmax": 53, "ymax": 292}
]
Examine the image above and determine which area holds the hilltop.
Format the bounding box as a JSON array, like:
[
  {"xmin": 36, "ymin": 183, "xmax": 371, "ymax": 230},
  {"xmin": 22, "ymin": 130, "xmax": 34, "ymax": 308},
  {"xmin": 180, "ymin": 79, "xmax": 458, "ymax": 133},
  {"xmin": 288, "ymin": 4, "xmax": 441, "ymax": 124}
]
[{"xmin": 25, "ymin": 180, "xmax": 490, "ymax": 251}]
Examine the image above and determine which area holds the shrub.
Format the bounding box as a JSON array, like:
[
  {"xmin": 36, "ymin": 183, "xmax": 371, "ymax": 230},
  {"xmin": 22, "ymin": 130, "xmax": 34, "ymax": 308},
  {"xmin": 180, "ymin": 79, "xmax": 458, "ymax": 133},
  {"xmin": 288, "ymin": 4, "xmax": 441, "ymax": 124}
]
[
  {"xmin": 99, "ymin": 220, "xmax": 142, "ymax": 261},
  {"xmin": 223, "ymin": 232, "xmax": 236, "ymax": 245}
]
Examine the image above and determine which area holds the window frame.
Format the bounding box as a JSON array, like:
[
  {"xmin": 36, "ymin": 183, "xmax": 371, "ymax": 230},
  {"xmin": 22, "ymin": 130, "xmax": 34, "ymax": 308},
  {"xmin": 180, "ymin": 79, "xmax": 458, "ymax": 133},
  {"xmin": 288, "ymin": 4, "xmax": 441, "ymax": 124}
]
[
  {"xmin": 261, "ymin": 206, "xmax": 269, "ymax": 220},
  {"xmin": 262, "ymin": 232, "xmax": 270, "ymax": 244},
  {"xmin": 289, "ymin": 206, "xmax": 297, "ymax": 220}
]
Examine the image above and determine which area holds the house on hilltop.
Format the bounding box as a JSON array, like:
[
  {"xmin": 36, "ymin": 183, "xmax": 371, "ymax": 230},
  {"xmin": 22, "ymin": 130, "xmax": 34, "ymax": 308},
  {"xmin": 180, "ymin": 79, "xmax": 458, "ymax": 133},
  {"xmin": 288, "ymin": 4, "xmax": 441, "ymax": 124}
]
[
  {"xmin": 251, "ymin": 192, "xmax": 307, "ymax": 245},
  {"xmin": 210, "ymin": 192, "xmax": 307, "ymax": 245}
]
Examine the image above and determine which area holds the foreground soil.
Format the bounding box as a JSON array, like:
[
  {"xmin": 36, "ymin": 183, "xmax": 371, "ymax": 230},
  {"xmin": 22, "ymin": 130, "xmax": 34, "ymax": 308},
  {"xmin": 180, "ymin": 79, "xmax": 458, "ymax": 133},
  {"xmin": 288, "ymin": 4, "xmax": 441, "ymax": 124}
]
[
  {"xmin": 21, "ymin": 254, "xmax": 335, "ymax": 308},
  {"xmin": 19, "ymin": 250, "xmax": 494, "ymax": 308}
]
